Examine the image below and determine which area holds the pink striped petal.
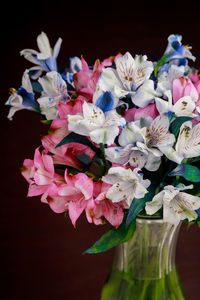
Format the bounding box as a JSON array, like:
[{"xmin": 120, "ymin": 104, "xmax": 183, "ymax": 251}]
[
  {"xmin": 95, "ymin": 192, "xmax": 124, "ymax": 228},
  {"xmin": 34, "ymin": 147, "xmax": 43, "ymax": 169},
  {"xmin": 28, "ymin": 183, "xmax": 49, "ymax": 197},
  {"xmin": 58, "ymin": 100, "xmax": 83, "ymax": 118},
  {"xmin": 42, "ymin": 152, "xmax": 54, "ymax": 176},
  {"xmin": 134, "ymin": 104, "xmax": 159, "ymax": 120},
  {"xmin": 173, "ymin": 78, "xmax": 198, "ymax": 103},
  {"xmin": 74, "ymin": 173, "xmax": 93, "ymax": 200},
  {"xmin": 68, "ymin": 196, "xmax": 87, "ymax": 227},
  {"xmin": 41, "ymin": 183, "xmax": 68, "ymax": 213}
]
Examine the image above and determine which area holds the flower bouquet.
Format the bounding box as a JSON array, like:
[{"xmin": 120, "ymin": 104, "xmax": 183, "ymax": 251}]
[{"xmin": 6, "ymin": 32, "xmax": 200, "ymax": 299}]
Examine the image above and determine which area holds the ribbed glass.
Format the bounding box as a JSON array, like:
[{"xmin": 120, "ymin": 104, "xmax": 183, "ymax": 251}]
[{"xmin": 101, "ymin": 217, "xmax": 185, "ymax": 300}]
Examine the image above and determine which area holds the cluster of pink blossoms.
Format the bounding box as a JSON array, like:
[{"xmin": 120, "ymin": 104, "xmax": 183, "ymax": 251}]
[{"xmin": 20, "ymin": 54, "xmax": 128, "ymax": 228}]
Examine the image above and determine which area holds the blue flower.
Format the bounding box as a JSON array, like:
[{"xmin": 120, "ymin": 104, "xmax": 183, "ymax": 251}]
[
  {"xmin": 5, "ymin": 70, "xmax": 40, "ymax": 120},
  {"xmin": 95, "ymin": 91, "xmax": 114, "ymax": 112}
]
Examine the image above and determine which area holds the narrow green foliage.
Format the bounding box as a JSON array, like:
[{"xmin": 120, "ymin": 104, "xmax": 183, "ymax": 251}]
[
  {"xmin": 41, "ymin": 119, "xmax": 53, "ymax": 126},
  {"xmin": 154, "ymin": 53, "xmax": 170, "ymax": 77},
  {"xmin": 84, "ymin": 214, "xmax": 136, "ymax": 254},
  {"xmin": 55, "ymin": 132, "xmax": 100, "ymax": 153}
]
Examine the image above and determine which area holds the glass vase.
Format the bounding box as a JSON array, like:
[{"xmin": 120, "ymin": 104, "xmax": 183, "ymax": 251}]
[{"xmin": 101, "ymin": 216, "xmax": 185, "ymax": 300}]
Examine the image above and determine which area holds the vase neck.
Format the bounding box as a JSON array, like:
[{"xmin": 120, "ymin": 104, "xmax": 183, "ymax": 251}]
[{"xmin": 113, "ymin": 218, "xmax": 182, "ymax": 280}]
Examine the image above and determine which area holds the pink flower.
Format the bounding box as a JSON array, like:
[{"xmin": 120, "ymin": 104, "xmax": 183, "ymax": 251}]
[
  {"xmin": 189, "ymin": 70, "xmax": 200, "ymax": 84},
  {"xmin": 58, "ymin": 100, "xmax": 83, "ymax": 118},
  {"xmin": 86, "ymin": 181, "xmax": 125, "ymax": 228},
  {"xmin": 21, "ymin": 147, "xmax": 69, "ymax": 213},
  {"xmin": 73, "ymin": 55, "xmax": 119, "ymax": 101},
  {"xmin": 58, "ymin": 171, "xmax": 94, "ymax": 226},
  {"xmin": 41, "ymin": 100, "xmax": 95, "ymax": 168},
  {"xmin": 172, "ymin": 77, "xmax": 198, "ymax": 103},
  {"xmin": 123, "ymin": 103, "xmax": 159, "ymax": 122},
  {"xmin": 41, "ymin": 182, "xmax": 69, "ymax": 213},
  {"xmin": 190, "ymin": 71, "xmax": 200, "ymax": 106}
]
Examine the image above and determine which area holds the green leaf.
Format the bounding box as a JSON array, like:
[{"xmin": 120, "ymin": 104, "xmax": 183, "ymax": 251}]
[
  {"xmin": 126, "ymin": 185, "xmax": 156, "ymax": 228},
  {"xmin": 41, "ymin": 119, "xmax": 53, "ymax": 126},
  {"xmin": 154, "ymin": 53, "xmax": 170, "ymax": 77},
  {"xmin": 56, "ymin": 132, "xmax": 100, "ymax": 153},
  {"xmin": 84, "ymin": 215, "xmax": 136, "ymax": 254},
  {"xmin": 54, "ymin": 164, "xmax": 80, "ymax": 175},
  {"xmin": 170, "ymin": 116, "xmax": 194, "ymax": 137},
  {"xmin": 76, "ymin": 153, "xmax": 92, "ymax": 165},
  {"xmin": 31, "ymin": 81, "xmax": 43, "ymax": 93},
  {"xmin": 187, "ymin": 156, "xmax": 200, "ymax": 164},
  {"xmin": 168, "ymin": 163, "xmax": 200, "ymax": 182}
]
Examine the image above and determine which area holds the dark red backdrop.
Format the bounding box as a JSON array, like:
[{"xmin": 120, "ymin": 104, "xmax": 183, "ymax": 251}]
[{"xmin": 1, "ymin": 2, "xmax": 200, "ymax": 299}]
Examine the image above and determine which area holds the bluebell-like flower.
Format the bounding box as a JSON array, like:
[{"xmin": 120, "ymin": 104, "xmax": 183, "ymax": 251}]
[
  {"xmin": 165, "ymin": 34, "xmax": 195, "ymax": 62},
  {"xmin": 5, "ymin": 70, "xmax": 40, "ymax": 120},
  {"xmin": 20, "ymin": 32, "xmax": 62, "ymax": 79},
  {"xmin": 154, "ymin": 34, "xmax": 196, "ymax": 77}
]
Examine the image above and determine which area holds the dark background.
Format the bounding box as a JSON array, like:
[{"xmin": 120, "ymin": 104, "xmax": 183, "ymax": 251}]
[{"xmin": 1, "ymin": 1, "xmax": 200, "ymax": 299}]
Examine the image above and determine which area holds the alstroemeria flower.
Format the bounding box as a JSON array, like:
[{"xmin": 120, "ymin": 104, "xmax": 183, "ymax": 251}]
[
  {"xmin": 102, "ymin": 167, "xmax": 150, "ymax": 207},
  {"xmin": 20, "ymin": 32, "xmax": 62, "ymax": 79},
  {"xmin": 86, "ymin": 181, "xmax": 125, "ymax": 228},
  {"xmin": 160, "ymin": 120, "xmax": 200, "ymax": 164},
  {"xmin": 68, "ymin": 102, "xmax": 126, "ymax": 146},
  {"xmin": 173, "ymin": 77, "xmax": 198, "ymax": 103},
  {"xmin": 37, "ymin": 71, "xmax": 69, "ymax": 119},
  {"xmin": 145, "ymin": 184, "xmax": 200, "ymax": 224},
  {"xmin": 5, "ymin": 70, "xmax": 39, "ymax": 120},
  {"xmin": 106, "ymin": 115, "xmax": 174, "ymax": 172},
  {"xmin": 58, "ymin": 171, "xmax": 94, "ymax": 226},
  {"xmin": 95, "ymin": 52, "xmax": 156, "ymax": 107},
  {"xmin": 73, "ymin": 56, "xmax": 114, "ymax": 101},
  {"xmin": 138, "ymin": 115, "xmax": 176, "ymax": 158},
  {"xmin": 115, "ymin": 52, "xmax": 154, "ymax": 91},
  {"xmin": 41, "ymin": 182, "xmax": 69, "ymax": 214},
  {"xmin": 163, "ymin": 34, "xmax": 196, "ymax": 63},
  {"xmin": 155, "ymin": 90, "xmax": 196, "ymax": 118},
  {"xmin": 21, "ymin": 147, "xmax": 65, "ymax": 203},
  {"xmin": 123, "ymin": 103, "xmax": 159, "ymax": 123},
  {"xmin": 175, "ymin": 121, "xmax": 200, "ymax": 159},
  {"xmin": 157, "ymin": 64, "xmax": 186, "ymax": 94}
]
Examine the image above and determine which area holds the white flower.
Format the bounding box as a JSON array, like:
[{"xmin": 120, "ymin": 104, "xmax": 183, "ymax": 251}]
[
  {"xmin": 5, "ymin": 70, "xmax": 38, "ymax": 120},
  {"xmin": 131, "ymin": 79, "xmax": 162, "ymax": 108},
  {"xmin": 105, "ymin": 115, "xmax": 175, "ymax": 172},
  {"xmin": 157, "ymin": 65, "xmax": 185, "ymax": 93},
  {"xmin": 155, "ymin": 91, "xmax": 197, "ymax": 118},
  {"xmin": 20, "ymin": 32, "xmax": 62, "ymax": 79},
  {"xmin": 67, "ymin": 102, "xmax": 126, "ymax": 146},
  {"xmin": 37, "ymin": 71, "xmax": 69, "ymax": 119},
  {"xmin": 145, "ymin": 184, "xmax": 200, "ymax": 224},
  {"xmin": 102, "ymin": 167, "xmax": 151, "ymax": 206},
  {"xmin": 116, "ymin": 52, "xmax": 154, "ymax": 90},
  {"xmin": 159, "ymin": 120, "xmax": 200, "ymax": 164},
  {"xmin": 94, "ymin": 52, "xmax": 155, "ymax": 107},
  {"xmin": 175, "ymin": 121, "xmax": 200, "ymax": 159}
]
